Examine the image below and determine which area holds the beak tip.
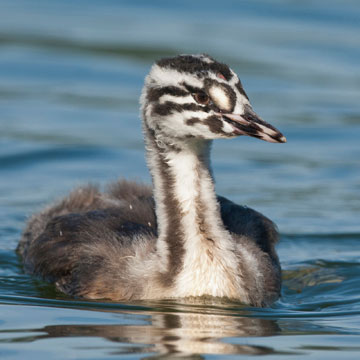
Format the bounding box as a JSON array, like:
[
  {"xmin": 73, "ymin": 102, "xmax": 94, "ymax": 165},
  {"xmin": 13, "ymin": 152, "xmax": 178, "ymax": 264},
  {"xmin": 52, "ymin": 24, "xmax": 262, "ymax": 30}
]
[{"xmin": 279, "ymin": 135, "xmax": 287, "ymax": 143}]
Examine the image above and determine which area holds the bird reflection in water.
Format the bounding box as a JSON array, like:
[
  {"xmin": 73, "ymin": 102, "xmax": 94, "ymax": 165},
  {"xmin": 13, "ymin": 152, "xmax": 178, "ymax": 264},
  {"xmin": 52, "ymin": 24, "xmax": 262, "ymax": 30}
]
[{"xmin": 6, "ymin": 302, "xmax": 281, "ymax": 357}]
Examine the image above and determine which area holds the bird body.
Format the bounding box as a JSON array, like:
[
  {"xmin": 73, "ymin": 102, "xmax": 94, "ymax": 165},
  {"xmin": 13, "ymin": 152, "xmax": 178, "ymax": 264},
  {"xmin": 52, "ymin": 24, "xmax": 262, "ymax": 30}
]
[{"xmin": 18, "ymin": 54, "xmax": 286, "ymax": 307}]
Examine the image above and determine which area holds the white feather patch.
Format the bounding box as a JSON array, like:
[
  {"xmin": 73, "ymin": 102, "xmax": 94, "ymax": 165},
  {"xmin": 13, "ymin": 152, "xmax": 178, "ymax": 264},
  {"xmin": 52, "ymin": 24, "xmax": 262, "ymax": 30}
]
[
  {"xmin": 148, "ymin": 65, "xmax": 203, "ymax": 89},
  {"xmin": 164, "ymin": 147, "xmax": 248, "ymax": 301},
  {"xmin": 159, "ymin": 94, "xmax": 194, "ymax": 104},
  {"xmin": 222, "ymin": 120, "xmax": 235, "ymax": 133},
  {"xmin": 208, "ymin": 85, "xmax": 231, "ymax": 112}
]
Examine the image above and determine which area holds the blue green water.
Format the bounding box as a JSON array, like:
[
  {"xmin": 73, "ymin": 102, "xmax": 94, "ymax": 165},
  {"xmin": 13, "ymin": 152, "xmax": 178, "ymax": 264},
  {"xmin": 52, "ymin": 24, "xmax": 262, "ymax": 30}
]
[{"xmin": 1, "ymin": 0, "xmax": 360, "ymax": 358}]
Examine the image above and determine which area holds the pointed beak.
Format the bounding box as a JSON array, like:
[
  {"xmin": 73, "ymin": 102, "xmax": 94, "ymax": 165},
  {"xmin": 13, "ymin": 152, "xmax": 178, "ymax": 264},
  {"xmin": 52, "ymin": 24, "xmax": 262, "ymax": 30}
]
[{"xmin": 221, "ymin": 106, "xmax": 286, "ymax": 143}]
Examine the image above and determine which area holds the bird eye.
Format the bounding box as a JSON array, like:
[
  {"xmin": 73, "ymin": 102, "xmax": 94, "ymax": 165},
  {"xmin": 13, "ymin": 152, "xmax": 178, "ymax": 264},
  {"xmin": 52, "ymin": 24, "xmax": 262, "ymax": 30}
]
[{"xmin": 193, "ymin": 92, "xmax": 210, "ymax": 105}]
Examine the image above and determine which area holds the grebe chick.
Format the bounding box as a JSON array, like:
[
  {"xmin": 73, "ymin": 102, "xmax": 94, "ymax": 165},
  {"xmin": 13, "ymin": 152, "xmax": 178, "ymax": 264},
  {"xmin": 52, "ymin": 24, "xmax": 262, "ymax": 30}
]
[{"xmin": 18, "ymin": 54, "xmax": 286, "ymax": 307}]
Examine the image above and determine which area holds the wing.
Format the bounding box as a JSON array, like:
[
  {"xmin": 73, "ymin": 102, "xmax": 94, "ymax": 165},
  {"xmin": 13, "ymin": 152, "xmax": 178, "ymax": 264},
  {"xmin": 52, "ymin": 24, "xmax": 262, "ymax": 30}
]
[
  {"xmin": 17, "ymin": 180, "xmax": 157, "ymax": 299},
  {"xmin": 217, "ymin": 195, "xmax": 279, "ymax": 261},
  {"xmin": 18, "ymin": 180, "xmax": 155, "ymax": 255}
]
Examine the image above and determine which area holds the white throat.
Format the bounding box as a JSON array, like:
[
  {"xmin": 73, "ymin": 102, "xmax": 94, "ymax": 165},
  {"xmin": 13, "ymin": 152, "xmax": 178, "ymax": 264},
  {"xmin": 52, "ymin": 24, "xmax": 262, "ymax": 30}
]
[{"xmin": 145, "ymin": 129, "xmax": 248, "ymax": 300}]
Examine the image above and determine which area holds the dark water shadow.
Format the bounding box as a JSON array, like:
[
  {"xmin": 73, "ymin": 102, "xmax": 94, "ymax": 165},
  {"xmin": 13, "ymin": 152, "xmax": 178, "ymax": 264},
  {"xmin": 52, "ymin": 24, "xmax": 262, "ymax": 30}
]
[{"xmin": 0, "ymin": 32, "xmax": 177, "ymax": 62}]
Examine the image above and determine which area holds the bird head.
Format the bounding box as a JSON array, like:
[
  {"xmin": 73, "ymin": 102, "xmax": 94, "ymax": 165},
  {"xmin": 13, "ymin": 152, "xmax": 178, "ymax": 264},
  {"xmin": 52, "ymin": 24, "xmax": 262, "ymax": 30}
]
[{"xmin": 141, "ymin": 54, "xmax": 286, "ymax": 144}]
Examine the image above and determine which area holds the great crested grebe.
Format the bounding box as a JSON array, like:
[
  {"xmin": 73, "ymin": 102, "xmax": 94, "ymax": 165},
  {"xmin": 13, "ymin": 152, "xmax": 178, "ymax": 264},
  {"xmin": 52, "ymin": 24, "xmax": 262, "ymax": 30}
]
[{"xmin": 18, "ymin": 54, "xmax": 286, "ymax": 307}]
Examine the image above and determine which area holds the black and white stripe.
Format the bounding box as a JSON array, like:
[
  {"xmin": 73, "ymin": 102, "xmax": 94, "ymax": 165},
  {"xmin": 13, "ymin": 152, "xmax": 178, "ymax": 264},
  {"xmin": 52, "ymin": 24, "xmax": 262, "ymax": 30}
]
[{"xmin": 139, "ymin": 55, "xmax": 283, "ymax": 302}]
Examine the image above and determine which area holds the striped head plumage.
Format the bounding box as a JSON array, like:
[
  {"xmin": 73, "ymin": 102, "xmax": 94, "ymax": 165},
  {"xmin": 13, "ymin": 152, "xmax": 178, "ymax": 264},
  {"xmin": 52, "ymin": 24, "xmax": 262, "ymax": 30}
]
[{"xmin": 141, "ymin": 54, "xmax": 286, "ymax": 144}]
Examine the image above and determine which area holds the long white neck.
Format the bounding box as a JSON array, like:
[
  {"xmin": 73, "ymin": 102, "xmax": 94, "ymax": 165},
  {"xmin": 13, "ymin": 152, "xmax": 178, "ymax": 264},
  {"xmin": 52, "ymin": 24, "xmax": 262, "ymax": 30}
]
[{"xmin": 144, "ymin": 125, "xmax": 244, "ymax": 298}]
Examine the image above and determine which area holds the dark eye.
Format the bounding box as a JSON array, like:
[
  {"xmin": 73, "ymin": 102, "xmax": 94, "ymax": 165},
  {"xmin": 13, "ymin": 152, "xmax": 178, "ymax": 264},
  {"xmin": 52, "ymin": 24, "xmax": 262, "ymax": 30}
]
[{"xmin": 193, "ymin": 92, "xmax": 210, "ymax": 105}]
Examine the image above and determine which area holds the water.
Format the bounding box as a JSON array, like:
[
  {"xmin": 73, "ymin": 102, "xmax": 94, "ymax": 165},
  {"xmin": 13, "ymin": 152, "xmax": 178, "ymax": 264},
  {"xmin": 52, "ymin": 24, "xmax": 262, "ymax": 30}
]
[{"xmin": 1, "ymin": 0, "xmax": 360, "ymax": 358}]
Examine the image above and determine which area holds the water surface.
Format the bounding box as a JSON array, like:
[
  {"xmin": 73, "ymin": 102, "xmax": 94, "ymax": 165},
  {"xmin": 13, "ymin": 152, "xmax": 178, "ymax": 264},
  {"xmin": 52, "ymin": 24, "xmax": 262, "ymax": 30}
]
[{"xmin": 1, "ymin": 0, "xmax": 360, "ymax": 358}]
